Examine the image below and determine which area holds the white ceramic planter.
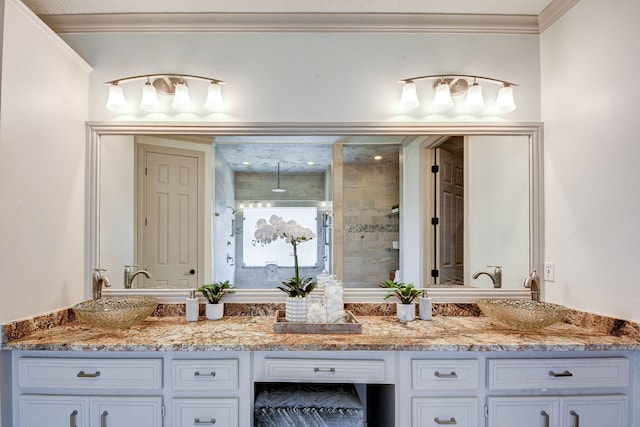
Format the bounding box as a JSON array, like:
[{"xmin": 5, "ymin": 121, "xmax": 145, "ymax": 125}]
[
  {"xmin": 285, "ymin": 296, "xmax": 308, "ymax": 322},
  {"xmin": 396, "ymin": 302, "xmax": 416, "ymax": 322},
  {"xmin": 419, "ymin": 297, "xmax": 433, "ymax": 320},
  {"xmin": 205, "ymin": 302, "xmax": 224, "ymax": 320}
]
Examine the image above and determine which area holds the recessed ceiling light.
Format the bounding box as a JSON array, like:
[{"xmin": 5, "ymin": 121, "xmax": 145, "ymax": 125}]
[
  {"xmin": 374, "ymin": 155, "xmax": 382, "ymax": 160},
  {"xmin": 307, "ymin": 161, "xmax": 315, "ymax": 166},
  {"xmin": 242, "ymin": 161, "xmax": 250, "ymax": 166}
]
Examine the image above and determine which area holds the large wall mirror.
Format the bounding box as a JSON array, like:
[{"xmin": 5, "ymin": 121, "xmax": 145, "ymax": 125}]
[{"xmin": 89, "ymin": 123, "xmax": 541, "ymax": 302}]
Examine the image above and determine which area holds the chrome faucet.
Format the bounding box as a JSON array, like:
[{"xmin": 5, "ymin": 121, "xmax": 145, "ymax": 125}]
[
  {"xmin": 92, "ymin": 268, "xmax": 111, "ymax": 300},
  {"xmin": 524, "ymin": 269, "xmax": 541, "ymax": 302},
  {"xmin": 472, "ymin": 265, "xmax": 502, "ymax": 288},
  {"xmin": 124, "ymin": 265, "xmax": 152, "ymax": 289}
]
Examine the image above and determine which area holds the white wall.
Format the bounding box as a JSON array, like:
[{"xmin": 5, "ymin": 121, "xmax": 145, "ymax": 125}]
[
  {"xmin": 0, "ymin": 0, "xmax": 90, "ymax": 323},
  {"xmin": 541, "ymin": 0, "xmax": 640, "ymax": 321},
  {"xmin": 60, "ymin": 32, "xmax": 541, "ymax": 123}
]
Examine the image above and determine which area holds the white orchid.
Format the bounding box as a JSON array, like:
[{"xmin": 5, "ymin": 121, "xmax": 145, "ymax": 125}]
[{"xmin": 253, "ymin": 215, "xmax": 317, "ymax": 297}]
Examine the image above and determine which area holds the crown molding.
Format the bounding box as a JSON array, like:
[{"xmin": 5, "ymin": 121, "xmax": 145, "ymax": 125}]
[
  {"xmin": 538, "ymin": 0, "xmax": 580, "ymax": 33},
  {"xmin": 41, "ymin": 12, "xmax": 540, "ymax": 35}
]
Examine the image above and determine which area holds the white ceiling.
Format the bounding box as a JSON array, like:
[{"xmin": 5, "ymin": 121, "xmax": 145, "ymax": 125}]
[{"xmin": 23, "ymin": 0, "xmax": 556, "ymax": 16}]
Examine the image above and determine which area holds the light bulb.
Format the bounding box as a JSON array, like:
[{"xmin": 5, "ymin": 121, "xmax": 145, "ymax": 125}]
[
  {"xmin": 139, "ymin": 81, "xmax": 160, "ymax": 112},
  {"xmin": 432, "ymin": 80, "xmax": 454, "ymax": 111},
  {"xmin": 106, "ymin": 83, "xmax": 127, "ymax": 112},
  {"xmin": 172, "ymin": 80, "xmax": 191, "ymax": 111},
  {"xmin": 399, "ymin": 81, "xmax": 419, "ymax": 107},
  {"xmin": 205, "ymin": 81, "xmax": 224, "ymax": 110},
  {"xmin": 495, "ymin": 84, "xmax": 516, "ymax": 113},
  {"xmin": 465, "ymin": 82, "xmax": 485, "ymax": 112}
]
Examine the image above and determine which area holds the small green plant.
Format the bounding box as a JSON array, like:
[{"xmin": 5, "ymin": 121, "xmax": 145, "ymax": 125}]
[
  {"xmin": 197, "ymin": 280, "xmax": 234, "ymax": 304},
  {"xmin": 278, "ymin": 276, "xmax": 316, "ymax": 298},
  {"xmin": 379, "ymin": 280, "xmax": 421, "ymax": 304}
]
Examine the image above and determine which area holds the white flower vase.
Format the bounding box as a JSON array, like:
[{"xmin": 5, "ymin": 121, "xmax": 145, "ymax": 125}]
[
  {"xmin": 285, "ymin": 296, "xmax": 308, "ymax": 322},
  {"xmin": 396, "ymin": 302, "xmax": 416, "ymax": 322},
  {"xmin": 205, "ymin": 302, "xmax": 224, "ymax": 320}
]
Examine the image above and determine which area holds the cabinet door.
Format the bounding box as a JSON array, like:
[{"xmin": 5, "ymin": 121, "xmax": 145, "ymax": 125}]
[
  {"xmin": 91, "ymin": 396, "xmax": 162, "ymax": 427},
  {"xmin": 20, "ymin": 395, "xmax": 90, "ymax": 427},
  {"xmin": 561, "ymin": 396, "xmax": 627, "ymax": 427},
  {"xmin": 487, "ymin": 397, "xmax": 559, "ymax": 427}
]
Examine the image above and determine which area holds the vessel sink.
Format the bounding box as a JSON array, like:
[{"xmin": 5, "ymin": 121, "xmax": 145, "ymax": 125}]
[
  {"xmin": 73, "ymin": 296, "xmax": 158, "ymax": 329},
  {"xmin": 476, "ymin": 298, "xmax": 569, "ymax": 331}
]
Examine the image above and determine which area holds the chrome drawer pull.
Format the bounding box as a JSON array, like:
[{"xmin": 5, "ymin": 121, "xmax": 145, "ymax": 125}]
[
  {"xmin": 434, "ymin": 417, "xmax": 457, "ymax": 425},
  {"xmin": 541, "ymin": 410, "xmax": 550, "ymax": 427},
  {"xmin": 570, "ymin": 410, "xmax": 580, "ymax": 427},
  {"xmin": 194, "ymin": 371, "xmax": 216, "ymax": 378},
  {"xmin": 314, "ymin": 367, "xmax": 336, "ymax": 374},
  {"xmin": 194, "ymin": 418, "xmax": 216, "ymax": 425},
  {"xmin": 101, "ymin": 411, "xmax": 108, "ymax": 427},
  {"xmin": 69, "ymin": 410, "xmax": 78, "ymax": 427},
  {"xmin": 434, "ymin": 371, "xmax": 458, "ymax": 378},
  {"xmin": 548, "ymin": 370, "xmax": 573, "ymax": 377},
  {"xmin": 77, "ymin": 370, "xmax": 101, "ymax": 378}
]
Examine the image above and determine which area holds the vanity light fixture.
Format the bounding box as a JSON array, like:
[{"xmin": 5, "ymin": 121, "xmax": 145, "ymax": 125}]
[
  {"xmin": 398, "ymin": 74, "xmax": 517, "ymax": 113},
  {"xmin": 105, "ymin": 73, "xmax": 225, "ymax": 113}
]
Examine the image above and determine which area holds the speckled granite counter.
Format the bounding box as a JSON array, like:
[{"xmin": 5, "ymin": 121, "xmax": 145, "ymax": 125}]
[{"xmin": 3, "ymin": 313, "xmax": 640, "ymax": 353}]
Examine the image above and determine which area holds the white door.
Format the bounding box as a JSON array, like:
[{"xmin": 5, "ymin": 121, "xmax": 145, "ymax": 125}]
[
  {"xmin": 139, "ymin": 145, "xmax": 202, "ymax": 289},
  {"xmin": 436, "ymin": 146, "xmax": 464, "ymax": 285},
  {"xmin": 91, "ymin": 396, "xmax": 163, "ymax": 427},
  {"xmin": 20, "ymin": 395, "xmax": 89, "ymax": 427},
  {"xmin": 561, "ymin": 396, "xmax": 627, "ymax": 427},
  {"xmin": 487, "ymin": 396, "xmax": 559, "ymax": 427}
]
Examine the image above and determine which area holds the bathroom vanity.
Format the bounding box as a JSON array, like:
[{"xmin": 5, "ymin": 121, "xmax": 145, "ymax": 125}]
[{"xmin": 3, "ymin": 314, "xmax": 639, "ymax": 427}]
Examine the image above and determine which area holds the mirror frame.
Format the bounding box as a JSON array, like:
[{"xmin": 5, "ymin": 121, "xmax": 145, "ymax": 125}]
[{"xmin": 87, "ymin": 121, "xmax": 543, "ymax": 303}]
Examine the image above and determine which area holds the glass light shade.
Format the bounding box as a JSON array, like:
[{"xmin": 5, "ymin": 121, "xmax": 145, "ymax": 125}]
[
  {"xmin": 204, "ymin": 82, "xmax": 224, "ymax": 110},
  {"xmin": 465, "ymin": 82, "xmax": 485, "ymax": 112},
  {"xmin": 171, "ymin": 81, "xmax": 191, "ymax": 111},
  {"xmin": 495, "ymin": 85, "xmax": 517, "ymax": 113},
  {"xmin": 106, "ymin": 84, "xmax": 127, "ymax": 112},
  {"xmin": 432, "ymin": 81, "xmax": 454, "ymax": 111},
  {"xmin": 139, "ymin": 82, "xmax": 160, "ymax": 111},
  {"xmin": 399, "ymin": 81, "xmax": 419, "ymax": 107}
]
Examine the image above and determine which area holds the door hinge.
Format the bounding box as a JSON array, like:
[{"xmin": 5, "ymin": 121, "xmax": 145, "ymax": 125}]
[
  {"xmin": 431, "ymin": 217, "xmax": 439, "ymax": 225},
  {"xmin": 145, "ymin": 167, "xmax": 148, "ymax": 175},
  {"xmin": 431, "ymin": 165, "xmax": 439, "ymax": 173},
  {"xmin": 145, "ymin": 218, "xmax": 147, "ymax": 226},
  {"xmin": 431, "ymin": 269, "xmax": 439, "ymax": 278}
]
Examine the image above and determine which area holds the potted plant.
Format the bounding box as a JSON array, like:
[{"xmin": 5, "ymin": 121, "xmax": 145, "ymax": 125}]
[
  {"xmin": 197, "ymin": 280, "xmax": 234, "ymax": 320},
  {"xmin": 254, "ymin": 215, "xmax": 316, "ymax": 322},
  {"xmin": 380, "ymin": 279, "xmax": 420, "ymax": 322}
]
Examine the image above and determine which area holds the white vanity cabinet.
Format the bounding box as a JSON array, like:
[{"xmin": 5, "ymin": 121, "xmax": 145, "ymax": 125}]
[
  {"xmin": 486, "ymin": 357, "xmax": 630, "ymax": 427},
  {"xmin": 16, "ymin": 356, "xmax": 164, "ymax": 427}
]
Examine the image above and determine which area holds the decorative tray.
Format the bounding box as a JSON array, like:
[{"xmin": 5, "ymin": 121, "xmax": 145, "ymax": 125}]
[{"xmin": 273, "ymin": 310, "xmax": 363, "ymax": 334}]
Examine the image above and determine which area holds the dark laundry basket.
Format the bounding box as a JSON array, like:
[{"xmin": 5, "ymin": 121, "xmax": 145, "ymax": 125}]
[{"xmin": 254, "ymin": 383, "xmax": 365, "ymax": 427}]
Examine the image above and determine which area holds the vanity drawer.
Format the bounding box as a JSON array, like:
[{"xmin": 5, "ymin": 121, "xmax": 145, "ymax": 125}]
[
  {"xmin": 172, "ymin": 359, "xmax": 239, "ymax": 391},
  {"xmin": 412, "ymin": 397, "xmax": 479, "ymax": 427},
  {"xmin": 412, "ymin": 359, "xmax": 479, "ymax": 391},
  {"xmin": 18, "ymin": 357, "xmax": 162, "ymax": 390},
  {"xmin": 262, "ymin": 358, "xmax": 386, "ymax": 383},
  {"xmin": 173, "ymin": 398, "xmax": 238, "ymax": 427},
  {"xmin": 487, "ymin": 357, "xmax": 629, "ymax": 390}
]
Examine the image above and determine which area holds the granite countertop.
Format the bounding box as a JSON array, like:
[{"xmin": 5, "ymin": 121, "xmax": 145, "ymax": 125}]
[{"xmin": 4, "ymin": 313, "xmax": 640, "ymax": 353}]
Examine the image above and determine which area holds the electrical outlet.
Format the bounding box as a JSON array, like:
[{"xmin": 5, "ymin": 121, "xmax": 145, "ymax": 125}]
[{"xmin": 544, "ymin": 262, "xmax": 555, "ymax": 281}]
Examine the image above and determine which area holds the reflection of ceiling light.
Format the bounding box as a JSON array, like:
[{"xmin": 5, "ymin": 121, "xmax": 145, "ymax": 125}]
[
  {"xmin": 105, "ymin": 73, "xmax": 225, "ymax": 113},
  {"xmin": 398, "ymin": 73, "xmax": 517, "ymax": 114},
  {"xmin": 374, "ymin": 155, "xmax": 382, "ymax": 160},
  {"xmin": 272, "ymin": 162, "xmax": 286, "ymax": 193}
]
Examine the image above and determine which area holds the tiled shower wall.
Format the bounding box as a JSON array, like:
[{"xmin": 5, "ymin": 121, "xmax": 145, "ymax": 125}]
[{"xmin": 343, "ymin": 162, "xmax": 400, "ymax": 287}]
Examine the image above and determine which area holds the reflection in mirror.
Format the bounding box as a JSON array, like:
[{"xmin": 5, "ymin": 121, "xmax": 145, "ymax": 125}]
[
  {"xmin": 423, "ymin": 135, "xmax": 530, "ymax": 289},
  {"xmin": 94, "ymin": 126, "xmax": 539, "ymax": 298},
  {"xmin": 342, "ymin": 144, "xmax": 400, "ymax": 287}
]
